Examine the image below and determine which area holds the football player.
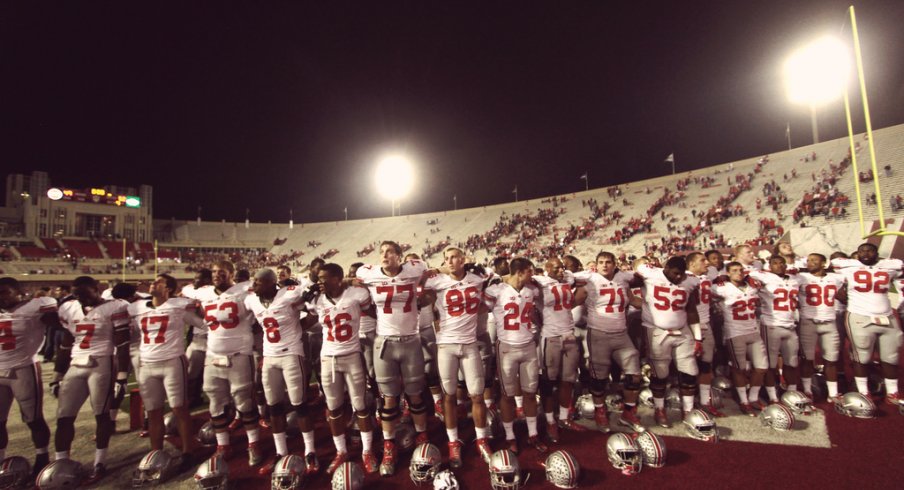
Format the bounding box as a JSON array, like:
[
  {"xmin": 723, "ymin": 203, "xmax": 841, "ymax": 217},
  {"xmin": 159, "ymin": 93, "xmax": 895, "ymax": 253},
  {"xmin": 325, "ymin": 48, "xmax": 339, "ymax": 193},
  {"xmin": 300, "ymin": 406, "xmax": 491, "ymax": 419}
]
[
  {"xmin": 128, "ymin": 274, "xmax": 204, "ymax": 460},
  {"xmin": 534, "ymin": 257, "xmax": 589, "ymax": 440},
  {"xmin": 686, "ymin": 252, "xmax": 723, "ymax": 416},
  {"xmin": 733, "ymin": 244, "xmax": 763, "ymax": 272},
  {"xmin": 182, "ymin": 268, "xmax": 213, "ymax": 408},
  {"xmin": 635, "ymin": 256, "xmax": 701, "ymax": 428},
  {"xmin": 355, "ymin": 241, "xmax": 435, "ymax": 476},
  {"xmin": 245, "ymin": 269, "xmax": 318, "ymax": 475},
  {"xmin": 750, "ymin": 256, "xmax": 803, "ymax": 403},
  {"xmin": 53, "ymin": 276, "xmax": 130, "ymax": 484},
  {"xmin": 831, "ymin": 243, "xmax": 903, "ymax": 404},
  {"xmin": 423, "ymin": 247, "xmax": 492, "ymax": 467},
  {"xmin": 797, "ymin": 253, "xmax": 845, "ymax": 401},
  {"xmin": 200, "ymin": 260, "xmax": 263, "ymax": 467},
  {"xmin": 712, "ymin": 262, "xmax": 768, "ymax": 416},
  {"xmin": 573, "ymin": 252, "xmax": 644, "ymax": 433},
  {"xmin": 303, "ymin": 263, "xmax": 378, "ymax": 474},
  {"xmin": 0, "ymin": 278, "xmax": 56, "ymax": 476},
  {"xmin": 484, "ymin": 257, "xmax": 546, "ymax": 454}
]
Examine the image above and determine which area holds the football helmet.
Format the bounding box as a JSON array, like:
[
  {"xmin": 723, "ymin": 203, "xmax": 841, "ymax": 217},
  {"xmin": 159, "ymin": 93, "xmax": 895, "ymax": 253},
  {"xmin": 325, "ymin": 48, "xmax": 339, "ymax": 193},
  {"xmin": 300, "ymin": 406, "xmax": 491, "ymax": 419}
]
[
  {"xmin": 194, "ymin": 455, "xmax": 228, "ymax": 490},
  {"xmin": 36, "ymin": 459, "xmax": 82, "ymax": 490},
  {"xmin": 834, "ymin": 392, "xmax": 876, "ymax": 419},
  {"xmin": 409, "ymin": 443, "xmax": 442, "ymax": 485},
  {"xmin": 133, "ymin": 450, "xmax": 179, "ymax": 487},
  {"xmin": 665, "ymin": 388, "xmax": 681, "ymax": 410},
  {"xmin": 432, "ymin": 469, "xmax": 459, "ymax": 490},
  {"xmin": 331, "ymin": 461, "xmax": 364, "ymax": 490},
  {"xmin": 759, "ymin": 404, "xmax": 796, "ymax": 431},
  {"xmin": 638, "ymin": 388, "xmax": 654, "ymax": 408},
  {"xmin": 634, "ymin": 431, "xmax": 667, "ymax": 468},
  {"xmin": 682, "ymin": 409, "xmax": 718, "ymax": 442},
  {"xmin": 271, "ymin": 455, "xmax": 306, "ymax": 490},
  {"xmin": 197, "ymin": 420, "xmax": 217, "ymax": 447},
  {"xmin": 544, "ymin": 450, "xmax": 580, "ymax": 489},
  {"xmin": 489, "ymin": 449, "xmax": 523, "ymax": 490},
  {"xmin": 712, "ymin": 376, "xmax": 732, "ymax": 392},
  {"xmin": 486, "ymin": 406, "xmax": 502, "ymax": 439},
  {"xmin": 576, "ymin": 394, "xmax": 595, "ymax": 420},
  {"xmin": 163, "ymin": 413, "xmax": 178, "ymax": 436},
  {"xmin": 396, "ymin": 422, "xmax": 418, "ymax": 453},
  {"xmin": 781, "ymin": 390, "xmax": 814, "ymax": 415},
  {"xmin": 0, "ymin": 456, "xmax": 31, "ymax": 490},
  {"xmin": 605, "ymin": 393, "xmax": 624, "ymax": 413},
  {"xmin": 285, "ymin": 411, "xmax": 301, "ymax": 437},
  {"xmin": 606, "ymin": 433, "xmax": 641, "ymax": 476}
]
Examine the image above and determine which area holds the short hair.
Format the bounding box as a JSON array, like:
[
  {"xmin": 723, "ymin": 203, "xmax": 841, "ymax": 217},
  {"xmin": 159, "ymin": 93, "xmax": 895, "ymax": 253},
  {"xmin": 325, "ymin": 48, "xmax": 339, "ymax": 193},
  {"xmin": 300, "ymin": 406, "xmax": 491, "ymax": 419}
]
[
  {"xmin": 157, "ymin": 274, "xmax": 178, "ymax": 295},
  {"xmin": 215, "ymin": 260, "xmax": 235, "ymax": 274},
  {"xmin": 686, "ymin": 251, "xmax": 705, "ymax": 264},
  {"xmin": 405, "ymin": 253, "xmax": 421, "ymax": 261},
  {"xmin": 236, "ymin": 269, "xmax": 251, "ymax": 282},
  {"xmin": 725, "ymin": 261, "xmax": 744, "ymax": 272},
  {"xmin": 0, "ymin": 277, "xmax": 21, "ymax": 292},
  {"xmin": 255, "ymin": 268, "xmax": 277, "ymax": 282},
  {"xmin": 72, "ymin": 276, "xmax": 98, "ymax": 289},
  {"xmin": 320, "ymin": 263, "xmax": 344, "ymax": 279},
  {"xmin": 733, "ymin": 244, "xmax": 751, "ymax": 255},
  {"xmin": 704, "ymin": 249, "xmax": 723, "ymax": 260},
  {"xmin": 808, "ymin": 253, "xmax": 827, "ymax": 262},
  {"xmin": 596, "ymin": 251, "xmax": 616, "ymax": 263},
  {"xmin": 509, "ymin": 257, "xmax": 534, "ymax": 274},
  {"xmin": 664, "ymin": 256, "xmax": 687, "ymax": 271},
  {"xmin": 350, "ymin": 262, "xmax": 364, "ymax": 269},
  {"xmin": 310, "ymin": 257, "xmax": 326, "ymax": 268},
  {"xmin": 829, "ymin": 251, "xmax": 848, "ymax": 260},
  {"xmin": 563, "ymin": 255, "xmax": 583, "ymax": 269},
  {"xmin": 381, "ymin": 240, "xmax": 402, "ymax": 255},
  {"xmin": 276, "ymin": 265, "xmax": 291, "ymax": 273},
  {"xmin": 773, "ymin": 242, "xmax": 792, "ymax": 256},
  {"xmin": 444, "ymin": 247, "xmax": 464, "ymax": 258},
  {"xmin": 196, "ymin": 268, "xmax": 213, "ymax": 282},
  {"xmin": 111, "ymin": 282, "xmax": 137, "ymax": 300},
  {"xmin": 769, "ymin": 255, "xmax": 787, "ymax": 264},
  {"xmin": 493, "ymin": 256, "xmax": 510, "ymax": 269},
  {"xmin": 858, "ymin": 243, "xmax": 878, "ymax": 252}
]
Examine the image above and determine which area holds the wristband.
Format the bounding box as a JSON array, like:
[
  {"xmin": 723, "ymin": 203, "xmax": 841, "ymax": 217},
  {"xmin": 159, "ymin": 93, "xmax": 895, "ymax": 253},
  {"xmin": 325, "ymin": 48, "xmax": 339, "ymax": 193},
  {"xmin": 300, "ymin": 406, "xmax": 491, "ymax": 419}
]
[{"xmin": 690, "ymin": 323, "xmax": 703, "ymax": 342}]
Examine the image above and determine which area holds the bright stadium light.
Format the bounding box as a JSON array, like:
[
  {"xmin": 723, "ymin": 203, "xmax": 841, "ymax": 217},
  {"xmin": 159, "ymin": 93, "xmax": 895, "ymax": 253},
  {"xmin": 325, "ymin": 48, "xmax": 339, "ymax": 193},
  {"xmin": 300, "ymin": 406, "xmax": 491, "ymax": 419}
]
[
  {"xmin": 374, "ymin": 153, "xmax": 415, "ymax": 215},
  {"xmin": 784, "ymin": 36, "xmax": 850, "ymax": 143}
]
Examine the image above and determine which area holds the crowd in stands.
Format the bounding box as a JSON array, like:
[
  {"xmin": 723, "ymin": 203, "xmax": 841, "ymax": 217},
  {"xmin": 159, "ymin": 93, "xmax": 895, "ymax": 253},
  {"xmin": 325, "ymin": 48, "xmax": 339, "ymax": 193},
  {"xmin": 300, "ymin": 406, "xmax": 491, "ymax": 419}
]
[{"xmin": 794, "ymin": 156, "xmax": 852, "ymax": 223}]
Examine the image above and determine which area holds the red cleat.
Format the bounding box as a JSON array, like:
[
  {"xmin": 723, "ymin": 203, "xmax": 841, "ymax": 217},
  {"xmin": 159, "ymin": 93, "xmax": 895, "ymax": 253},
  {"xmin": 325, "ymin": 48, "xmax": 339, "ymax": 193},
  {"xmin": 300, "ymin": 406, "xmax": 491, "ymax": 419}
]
[
  {"xmin": 259, "ymin": 419, "xmax": 271, "ymax": 430},
  {"xmin": 326, "ymin": 452, "xmax": 348, "ymax": 475},
  {"xmin": 527, "ymin": 435, "xmax": 548, "ymax": 453},
  {"xmin": 885, "ymin": 392, "xmax": 902, "ymax": 406},
  {"xmin": 447, "ymin": 440, "xmax": 463, "ymax": 469},
  {"xmin": 416, "ymin": 431, "xmax": 430, "ymax": 446},
  {"xmin": 434, "ymin": 400, "xmax": 444, "ymax": 422},
  {"xmin": 258, "ymin": 454, "xmax": 284, "ymax": 476},
  {"xmin": 558, "ymin": 418, "xmax": 588, "ymax": 433},
  {"xmin": 379, "ymin": 440, "xmax": 396, "ymax": 477},
  {"xmin": 546, "ymin": 420, "xmax": 560, "ymax": 443},
  {"xmin": 701, "ymin": 403, "xmax": 726, "ymax": 418},
  {"xmin": 594, "ymin": 407, "xmax": 610, "ymax": 433},
  {"xmin": 247, "ymin": 442, "xmax": 264, "ymax": 467},
  {"xmin": 362, "ymin": 451, "xmax": 379, "ymax": 474},
  {"xmin": 654, "ymin": 408, "xmax": 670, "ymax": 428},
  {"xmin": 739, "ymin": 403, "xmax": 758, "ymax": 417},
  {"xmin": 304, "ymin": 453, "xmax": 319, "ymax": 476},
  {"xmin": 617, "ymin": 409, "xmax": 645, "ymax": 432},
  {"xmin": 475, "ymin": 437, "xmax": 492, "ymax": 464}
]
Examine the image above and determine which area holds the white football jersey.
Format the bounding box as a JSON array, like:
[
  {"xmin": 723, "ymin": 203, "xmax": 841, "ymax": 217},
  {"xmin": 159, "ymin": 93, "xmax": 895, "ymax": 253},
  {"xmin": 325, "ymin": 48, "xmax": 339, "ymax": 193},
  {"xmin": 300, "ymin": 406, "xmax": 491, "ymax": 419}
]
[
  {"xmin": 424, "ymin": 272, "xmax": 485, "ymax": 344},
  {"xmin": 356, "ymin": 260, "xmax": 427, "ymax": 336},
  {"xmin": 531, "ymin": 274, "xmax": 577, "ymax": 337},
  {"xmin": 636, "ymin": 264, "xmax": 699, "ymax": 330},
  {"xmin": 245, "ymin": 286, "xmax": 306, "ymax": 357},
  {"xmin": 313, "ymin": 286, "xmax": 371, "ymax": 357},
  {"xmin": 831, "ymin": 258, "xmax": 902, "ymax": 316},
  {"xmin": 201, "ymin": 282, "xmax": 255, "ymax": 356},
  {"xmin": 58, "ymin": 299, "xmax": 129, "ymax": 358},
  {"xmin": 712, "ymin": 282, "xmax": 760, "ymax": 339},
  {"xmin": 694, "ymin": 273, "xmax": 712, "ymax": 325},
  {"xmin": 0, "ymin": 297, "xmax": 57, "ymax": 370},
  {"xmin": 797, "ymin": 272, "xmax": 845, "ymax": 322},
  {"xmin": 750, "ymin": 270, "xmax": 802, "ymax": 328},
  {"xmin": 575, "ymin": 270, "xmax": 633, "ymax": 333},
  {"xmin": 129, "ymin": 297, "xmax": 203, "ymax": 362},
  {"xmin": 485, "ymin": 282, "xmax": 536, "ymax": 346},
  {"xmin": 187, "ymin": 285, "xmax": 218, "ymax": 337}
]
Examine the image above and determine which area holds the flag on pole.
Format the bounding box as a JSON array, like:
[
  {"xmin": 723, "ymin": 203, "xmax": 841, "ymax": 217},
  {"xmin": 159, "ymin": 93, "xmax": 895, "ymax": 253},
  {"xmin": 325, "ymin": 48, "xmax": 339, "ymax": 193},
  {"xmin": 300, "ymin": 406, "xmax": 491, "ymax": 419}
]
[
  {"xmin": 580, "ymin": 172, "xmax": 588, "ymax": 180},
  {"xmin": 664, "ymin": 153, "xmax": 675, "ymax": 164}
]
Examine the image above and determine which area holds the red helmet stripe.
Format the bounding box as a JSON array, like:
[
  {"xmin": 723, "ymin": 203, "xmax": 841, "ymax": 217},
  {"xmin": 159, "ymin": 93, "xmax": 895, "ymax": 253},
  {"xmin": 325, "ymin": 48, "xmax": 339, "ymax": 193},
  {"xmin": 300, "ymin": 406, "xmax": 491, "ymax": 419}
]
[{"xmin": 562, "ymin": 452, "xmax": 576, "ymax": 484}]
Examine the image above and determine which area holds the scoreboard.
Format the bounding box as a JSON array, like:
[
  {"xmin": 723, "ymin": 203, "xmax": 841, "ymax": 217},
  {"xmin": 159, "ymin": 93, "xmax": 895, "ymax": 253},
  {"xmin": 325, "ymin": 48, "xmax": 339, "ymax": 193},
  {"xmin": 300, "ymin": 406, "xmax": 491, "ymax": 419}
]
[{"xmin": 46, "ymin": 187, "xmax": 141, "ymax": 208}]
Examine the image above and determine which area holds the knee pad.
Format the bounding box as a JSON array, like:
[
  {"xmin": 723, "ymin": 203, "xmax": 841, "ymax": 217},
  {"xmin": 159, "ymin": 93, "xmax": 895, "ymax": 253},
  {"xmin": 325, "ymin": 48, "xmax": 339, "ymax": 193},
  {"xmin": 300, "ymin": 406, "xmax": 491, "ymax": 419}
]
[
  {"xmin": 55, "ymin": 416, "xmax": 75, "ymax": 429},
  {"xmin": 539, "ymin": 377, "xmax": 554, "ymax": 397},
  {"xmin": 679, "ymin": 372, "xmax": 697, "ymax": 390},
  {"xmin": 649, "ymin": 377, "xmax": 667, "ymax": 397},
  {"xmin": 590, "ymin": 378, "xmax": 608, "ymax": 398},
  {"xmin": 354, "ymin": 410, "xmax": 371, "ymax": 420},
  {"xmin": 328, "ymin": 408, "xmax": 344, "ymax": 421},
  {"xmin": 93, "ymin": 414, "xmax": 112, "ymax": 428},
  {"xmin": 238, "ymin": 409, "xmax": 260, "ymax": 426},
  {"xmin": 407, "ymin": 398, "xmax": 427, "ymax": 415},
  {"xmin": 698, "ymin": 361, "xmax": 712, "ymax": 374},
  {"xmin": 379, "ymin": 405, "xmax": 400, "ymax": 423},
  {"xmin": 623, "ymin": 375, "xmax": 641, "ymax": 392},
  {"xmin": 268, "ymin": 403, "xmax": 285, "ymax": 418}
]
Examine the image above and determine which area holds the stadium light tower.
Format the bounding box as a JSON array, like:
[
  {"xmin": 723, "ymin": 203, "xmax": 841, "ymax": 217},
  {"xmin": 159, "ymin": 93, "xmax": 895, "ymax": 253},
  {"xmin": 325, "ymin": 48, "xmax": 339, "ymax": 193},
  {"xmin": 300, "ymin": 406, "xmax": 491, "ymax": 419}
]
[
  {"xmin": 784, "ymin": 35, "xmax": 850, "ymax": 144},
  {"xmin": 374, "ymin": 153, "xmax": 415, "ymax": 216}
]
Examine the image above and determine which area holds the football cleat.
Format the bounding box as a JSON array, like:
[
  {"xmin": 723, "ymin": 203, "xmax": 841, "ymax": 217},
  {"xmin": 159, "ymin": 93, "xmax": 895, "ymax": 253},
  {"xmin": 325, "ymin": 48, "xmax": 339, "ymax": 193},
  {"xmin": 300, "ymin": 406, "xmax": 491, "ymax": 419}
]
[
  {"xmin": 361, "ymin": 451, "xmax": 378, "ymax": 474},
  {"xmin": 700, "ymin": 403, "xmax": 726, "ymax": 418},
  {"xmin": 558, "ymin": 418, "xmax": 588, "ymax": 433},
  {"xmin": 447, "ymin": 440, "xmax": 463, "ymax": 469},
  {"xmin": 379, "ymin": 440, "xmax": 396, "ymax": 477},
  {"xmin": 257, "ymin": 454, "xmax": 284, "ymax": 476},
  {"xmin": 304, "ymin": 453, "xmax": 319, "ymax": 476},
  {"xmin": 475, "ymin": 437, "xmax": 493, "ymax": 463},
  {"xmin": 527, "ymin": 435, "xmax": 548, "ymax": 453},
  {"xmin": 326, "ymin": 452, "xmax": 348, "ymax": 475},
  {"xmin": 246, "ymin": 442, "xmax": 264, "ymax": 467},
  {"xmin": 885, "ymin": 392, "xmax": 902, "ymax": 406},
  {"xmin": 654, "ymin": 408, "xmax": 670, "ymax": 428},
  {"xmin": 617, "ymin": 409, "xmax": 646, "ymax": 433},
  {"xmin": 81, "ymin": 463, "xmax": 107, "ymax": 486},
  {"xmin": 434, "ymin": 400, "xmax": 445, "ymax": 422},
  {"xmin": 739, "ymin": 403, "xmax": 758, "ymax": 417},
  {"xmin": 594, "ymin": 407, "xmax": 610, "ymax": 433},
  {"xmin": 546, "ymin": 420, "xmax": 560, "ymax": 443}
]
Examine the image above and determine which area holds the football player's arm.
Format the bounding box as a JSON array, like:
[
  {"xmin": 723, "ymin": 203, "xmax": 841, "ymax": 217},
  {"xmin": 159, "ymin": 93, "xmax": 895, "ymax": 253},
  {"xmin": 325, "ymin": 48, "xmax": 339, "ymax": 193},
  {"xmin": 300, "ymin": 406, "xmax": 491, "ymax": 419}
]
[
  {"xmin": 417, "ymin": 289, "xmax": 436, "ymax": 309},
  {"xmin": 628, "ymin": 273, "xmax": 644, "ymax": 289},
  {"xmin": 625, "ymin": 287, "xmax": 642, "ymax": 309},
  {"xmin": 52, "ymin": 321, "xmax": 75, "ymax": 397},
  {"xmin": 573, "ymin": 285, "xmax": 588, "ymax": 307},
  {"xmin": 113, "ymin": 317, "xmax": 131, "ymax": 399},
  {"xmin": 300, "ymin": 309, "xmax": 318, "ymax": 330},
  {"xmin": 685, "ymin": 290, "xmax": 703, "ymax": 357}
]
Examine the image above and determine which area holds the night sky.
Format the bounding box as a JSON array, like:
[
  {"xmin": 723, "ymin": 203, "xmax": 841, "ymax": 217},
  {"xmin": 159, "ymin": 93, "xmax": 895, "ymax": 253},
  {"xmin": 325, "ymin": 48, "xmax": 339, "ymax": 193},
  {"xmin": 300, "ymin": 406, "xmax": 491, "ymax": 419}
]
[{"xmin": 3, "ymin": 1, "xmax": 903, "ymax": 223}]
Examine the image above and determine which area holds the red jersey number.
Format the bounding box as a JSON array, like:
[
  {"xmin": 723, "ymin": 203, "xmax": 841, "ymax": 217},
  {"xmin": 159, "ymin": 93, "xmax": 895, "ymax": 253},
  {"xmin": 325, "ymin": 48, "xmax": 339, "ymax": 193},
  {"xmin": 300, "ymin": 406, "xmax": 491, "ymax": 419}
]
[
  {"xmin": 652, "ymin": 286, "xmax": 688, "ymax": 311},
  {"xmin": 0, "ymin": 321, "xmax": 14, "ymax": 351},
  {"xmin": 324, "ymin": 313, "xmax": 354, "ymax": 342},
  {"xmin": 852, "ymin": 270, "xmax": 890, "ymax": 293},
  {"xmin": 205, "ymin": 302, "xmax": 240, "ymax": 331},
  {"xmin": 75, "ymin": 323, "xmax": 95, "ymax": 349},
  {"xmin": 375, "ymin": 284, "xmax": 415, "ymax": 314},
  {"xmin": 263, "ymin": 318, "xmax": 281, "ymax": 343},
  {"xmin": 140, "ymin": 316, "xmax": 169, "ymax": 345},
  {"xmin": 502, "ymin": 302, "xmax": 533, "ymax": 331},
  {"xmin": 550, "ymin": 285, "xmax": 574, "ymax": 311},
  {"xmin": 804, "ymin": 284, "xmax": 837, "ymax": 307},
  {"xmin": 731, "ymin": 298, "xmax": 758, "ymax": 321},
  {"xmin": 445, "ymin": 287, "xmax": 481, "ymax": 317},
  {"xmin": 599, "ymin": 288, "xmax": 626, "ymax": 313}
]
